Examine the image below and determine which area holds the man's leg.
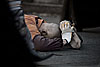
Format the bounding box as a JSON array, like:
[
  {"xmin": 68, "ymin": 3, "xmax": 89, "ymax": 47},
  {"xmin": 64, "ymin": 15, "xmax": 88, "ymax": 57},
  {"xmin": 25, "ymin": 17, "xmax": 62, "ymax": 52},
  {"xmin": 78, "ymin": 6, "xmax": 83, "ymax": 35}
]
[{"xmin": 6, "ymin": 0, "xmax": 53, "ymax": 66}]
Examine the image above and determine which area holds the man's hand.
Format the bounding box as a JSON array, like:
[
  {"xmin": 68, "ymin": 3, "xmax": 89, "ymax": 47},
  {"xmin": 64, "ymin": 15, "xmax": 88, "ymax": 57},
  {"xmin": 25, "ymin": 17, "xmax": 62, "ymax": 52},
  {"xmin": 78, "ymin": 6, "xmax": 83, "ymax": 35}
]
[
  {"xmin": 60, "ymin": 20, "xmax": 73, "ymax": 43},
  {"xmin": 60, "ymin": 20, "xmax": 83, "ymax": 49}
]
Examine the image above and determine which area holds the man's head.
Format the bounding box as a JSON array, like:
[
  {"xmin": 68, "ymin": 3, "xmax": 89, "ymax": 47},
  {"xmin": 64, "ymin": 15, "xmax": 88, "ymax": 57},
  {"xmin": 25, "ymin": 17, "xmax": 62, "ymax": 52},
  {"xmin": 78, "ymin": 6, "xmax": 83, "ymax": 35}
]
[{"xmin": 39, "ymin": 23, "xmax": 61, "ymax": 38}]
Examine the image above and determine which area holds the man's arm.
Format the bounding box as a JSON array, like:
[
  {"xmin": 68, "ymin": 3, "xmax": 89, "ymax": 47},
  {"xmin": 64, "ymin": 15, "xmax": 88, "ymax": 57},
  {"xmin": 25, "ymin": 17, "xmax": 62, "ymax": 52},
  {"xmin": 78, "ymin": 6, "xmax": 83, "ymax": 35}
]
[{"xmin": 33, "ymin": 35, "xmax": 63, "ymax": 51}]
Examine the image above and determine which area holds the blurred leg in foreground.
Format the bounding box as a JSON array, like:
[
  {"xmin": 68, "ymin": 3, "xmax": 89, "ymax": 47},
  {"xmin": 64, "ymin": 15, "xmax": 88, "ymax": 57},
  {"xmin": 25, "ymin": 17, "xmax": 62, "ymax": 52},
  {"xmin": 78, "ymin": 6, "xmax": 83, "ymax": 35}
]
[{"xmin": 4, "ymin": 0, "xmax": 53, "ymax": 66}]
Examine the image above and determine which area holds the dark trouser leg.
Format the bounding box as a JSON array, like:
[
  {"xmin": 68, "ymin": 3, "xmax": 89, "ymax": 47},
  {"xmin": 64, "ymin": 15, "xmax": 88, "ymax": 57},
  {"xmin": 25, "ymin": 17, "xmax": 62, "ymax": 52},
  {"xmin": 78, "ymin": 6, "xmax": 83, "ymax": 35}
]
[{"xmin": 6, "ymin": 0, "xmax": 53, "ymax": 66}]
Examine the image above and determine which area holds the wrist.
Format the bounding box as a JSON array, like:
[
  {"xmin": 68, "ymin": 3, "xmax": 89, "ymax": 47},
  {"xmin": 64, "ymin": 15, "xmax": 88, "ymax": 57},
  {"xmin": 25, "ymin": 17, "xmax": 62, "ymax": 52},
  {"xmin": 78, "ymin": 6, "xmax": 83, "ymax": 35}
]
[{"xmin": 63, "ymin": 39, "xmax": 68, "ymax": 46}]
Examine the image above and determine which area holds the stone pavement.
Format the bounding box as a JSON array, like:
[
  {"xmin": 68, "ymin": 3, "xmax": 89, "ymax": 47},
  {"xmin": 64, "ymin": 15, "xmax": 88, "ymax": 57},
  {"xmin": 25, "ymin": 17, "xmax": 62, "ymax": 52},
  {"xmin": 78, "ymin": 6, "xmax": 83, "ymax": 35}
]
[{"xmin": 31, "ymin": 14, "xmax": 100, "ymax": 67}]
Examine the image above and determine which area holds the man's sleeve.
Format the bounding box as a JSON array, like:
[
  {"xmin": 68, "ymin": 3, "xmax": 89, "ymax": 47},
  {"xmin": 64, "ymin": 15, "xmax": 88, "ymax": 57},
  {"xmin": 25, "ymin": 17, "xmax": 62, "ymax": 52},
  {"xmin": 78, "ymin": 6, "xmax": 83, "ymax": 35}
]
[{"xmin": 33, "ymin": 35, "xmax": 63, "ymax": 51}]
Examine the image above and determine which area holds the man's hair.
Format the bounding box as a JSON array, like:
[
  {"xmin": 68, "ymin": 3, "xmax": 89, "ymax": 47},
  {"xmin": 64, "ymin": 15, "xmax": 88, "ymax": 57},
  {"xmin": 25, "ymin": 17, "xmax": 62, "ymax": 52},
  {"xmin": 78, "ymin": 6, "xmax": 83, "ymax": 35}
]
[{"xmin": 39, "ymin": 23, "xmax": 61, "ymax": 38}]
